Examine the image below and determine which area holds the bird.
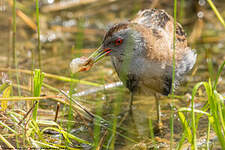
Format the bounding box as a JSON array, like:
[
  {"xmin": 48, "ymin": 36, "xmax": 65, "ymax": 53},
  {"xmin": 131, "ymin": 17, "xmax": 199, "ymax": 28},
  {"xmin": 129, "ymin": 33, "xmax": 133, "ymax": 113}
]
[{"xmin": 75, "ymin": 9, "xmax": 197, "ymax": 127}]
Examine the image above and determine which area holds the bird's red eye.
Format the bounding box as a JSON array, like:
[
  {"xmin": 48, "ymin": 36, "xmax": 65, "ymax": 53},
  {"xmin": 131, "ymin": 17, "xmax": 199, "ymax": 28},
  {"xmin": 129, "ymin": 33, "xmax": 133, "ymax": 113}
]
[{"xmin": 115, "ymin": 38, "xmax": 123, "ymax": 46}]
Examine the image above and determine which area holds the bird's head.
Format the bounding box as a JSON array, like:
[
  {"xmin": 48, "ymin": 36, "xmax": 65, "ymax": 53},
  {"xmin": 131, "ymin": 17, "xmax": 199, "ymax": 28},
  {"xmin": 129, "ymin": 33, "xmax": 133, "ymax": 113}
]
[
  {"xmin": 87, "ymin": 23, "xmax": 142, "ymax": 65},
  {"xmin": 74, "ymin": 23, "xmax": 145, "ymax": 73}
]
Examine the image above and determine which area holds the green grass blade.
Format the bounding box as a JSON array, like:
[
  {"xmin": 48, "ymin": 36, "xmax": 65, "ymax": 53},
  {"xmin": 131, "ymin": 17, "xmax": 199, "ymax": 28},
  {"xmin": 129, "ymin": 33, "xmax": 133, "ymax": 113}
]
[
  {"xmin": 30, "ymin": 138, "xmax": 59, "ymax": 149},
  {"xmin": 0, "ymin": 68, "xmax": 102, "ymax": 86},
  {"xmin": 213, "ymin": 60, "xmax": 225, "ymax": 90},
  {"xmin": 190, "ymin": 82, "xmax": 208, "ymax": 149},
  {"xmin": 41, "ymin": 127, "xmax": 90, "ymax": 145},
  {"xmin": 30, "ymin": 120, "xmax": 44, "ymax": 142},
  {"xmin": 177, "ymin": 111, "xmax": 192, "ymax": 143},
  {"xmin": 207, "ymin": 57, "xmax": 214, "ymax": 80},
  {"xmin": 214, "ymin": 91, "xmax": 225, "ymax": 134},
  {"xmin": 179, "ymin": 0, "xmax": 184, "ymax": 23},
  {"xmin": 175, "ymin": 133, "xmax": 187, "ymax": 150},
  {"xmin": 0, "ymin": 120, "xmax": 18, "ymax": 134},
  {"xmin": 0, "ymin": 80, "xmax": 10, "ymax": 94},
  {"xmin": 206, "ymin": 120, "xmax": 210, "ymax": 150},
  {"xmin": 32, "ymin": 69, "xmax": 44, "ymax": 121},
  {"xmin": 93, "ymin": 101, "xmax": 103, "ymax": 149},
  {"xmin": 0, "ymin": 134, "xmax": 15, "ymax": 149},
  {"xmin": 207, "ymin": 0, "xmax": 225, "ymax": 29},
  {"xmin": 1, "ymin": 86, "xmax": 11, "ymax": 111}
]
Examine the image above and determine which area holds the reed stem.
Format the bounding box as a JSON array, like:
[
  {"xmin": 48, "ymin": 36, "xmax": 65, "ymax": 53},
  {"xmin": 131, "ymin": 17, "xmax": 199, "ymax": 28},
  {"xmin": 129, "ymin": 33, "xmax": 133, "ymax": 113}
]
[
  {"xmin": 12, "ymin": 0, "xmax": 16, "ymax": 68},
  {"xmin": 36, "ymin": 0, "xmax": 41, "ymax": 69},
  {"xmin": 170, "ymin": 0, "xmax": 177, "ymax": 149}
]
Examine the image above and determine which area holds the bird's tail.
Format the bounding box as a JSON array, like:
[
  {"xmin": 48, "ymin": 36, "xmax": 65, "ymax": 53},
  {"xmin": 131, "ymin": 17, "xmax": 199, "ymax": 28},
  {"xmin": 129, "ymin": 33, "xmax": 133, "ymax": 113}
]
[{"xmin": 176, "ymin": 47, "xmax": 197, "ymax": 78}]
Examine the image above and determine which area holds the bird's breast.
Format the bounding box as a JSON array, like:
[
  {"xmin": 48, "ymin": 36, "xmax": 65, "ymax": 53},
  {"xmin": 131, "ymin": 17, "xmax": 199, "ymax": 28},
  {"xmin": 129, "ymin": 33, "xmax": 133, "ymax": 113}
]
[{"xmin": 111, "ymin": 55, "xmax": 171, "ymax": 95}]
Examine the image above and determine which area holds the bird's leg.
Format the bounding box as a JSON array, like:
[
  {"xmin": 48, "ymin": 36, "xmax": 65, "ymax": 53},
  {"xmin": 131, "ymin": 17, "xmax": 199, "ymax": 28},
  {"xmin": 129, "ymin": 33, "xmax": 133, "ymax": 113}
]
[
  {"xmin": 129, "ymin": 92, "xmax": 134, "ymax": 114},
  {"xmin": 154, "ymin": 93, "xmax": 163, "ymax": 129}
]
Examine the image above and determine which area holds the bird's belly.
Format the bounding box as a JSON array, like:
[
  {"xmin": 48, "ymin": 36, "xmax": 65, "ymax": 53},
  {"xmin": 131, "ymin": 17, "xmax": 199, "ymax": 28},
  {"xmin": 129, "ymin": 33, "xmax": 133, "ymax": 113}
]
[{"xmin": 111, "ymin": 56, "xmax": 170, "ymax": 96}]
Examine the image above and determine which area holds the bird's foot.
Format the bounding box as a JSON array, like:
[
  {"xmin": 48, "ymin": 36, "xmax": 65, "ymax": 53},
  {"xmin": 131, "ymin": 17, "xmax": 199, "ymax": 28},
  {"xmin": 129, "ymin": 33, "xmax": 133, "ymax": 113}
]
[
  {"xmin": 157, "ymin": 121, "xmax": 164, "ymax": 130},
  {"xmin": 154, "ymin": 121, "xmax": 165, "ymax": 135}
]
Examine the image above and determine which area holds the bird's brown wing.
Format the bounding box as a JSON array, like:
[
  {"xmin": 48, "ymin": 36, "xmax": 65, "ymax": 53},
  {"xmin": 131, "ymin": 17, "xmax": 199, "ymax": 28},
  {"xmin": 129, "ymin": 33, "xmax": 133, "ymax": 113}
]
[{"xmin": 131, "ymin": 9, "xmax": 188, "ymax": 64}]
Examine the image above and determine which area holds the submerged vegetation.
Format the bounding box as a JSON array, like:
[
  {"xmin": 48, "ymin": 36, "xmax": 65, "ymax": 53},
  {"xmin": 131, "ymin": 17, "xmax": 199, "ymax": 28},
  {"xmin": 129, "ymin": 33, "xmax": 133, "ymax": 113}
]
[{"xmin": 0, "ymin": 0, "xmax": 225, "ymax": 149}]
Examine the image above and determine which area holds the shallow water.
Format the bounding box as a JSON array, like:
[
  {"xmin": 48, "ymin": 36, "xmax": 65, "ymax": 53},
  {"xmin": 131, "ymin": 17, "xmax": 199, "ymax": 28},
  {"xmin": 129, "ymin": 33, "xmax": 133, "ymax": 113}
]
[{"xmin": 0, "ymin": 0, "xmax": 225, "ymax": 149}]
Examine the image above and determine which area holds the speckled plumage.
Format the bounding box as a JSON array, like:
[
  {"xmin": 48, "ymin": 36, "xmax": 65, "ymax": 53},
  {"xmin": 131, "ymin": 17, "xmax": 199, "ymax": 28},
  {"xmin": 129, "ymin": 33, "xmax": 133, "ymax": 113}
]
[{"xmin": 102, "ymin": 9, "xmax": 197, "ymax": 96}]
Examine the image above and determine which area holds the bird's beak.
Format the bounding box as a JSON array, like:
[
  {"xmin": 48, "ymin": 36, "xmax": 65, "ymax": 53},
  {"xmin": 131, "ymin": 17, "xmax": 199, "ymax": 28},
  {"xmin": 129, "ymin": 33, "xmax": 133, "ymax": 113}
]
[
  {"xmin": 88, "ymin": 45, "xmax": 112, "ymax": 64},
  {"xmin": 75, "ymin": 45, "xmax": 111, "ymax": 72}
]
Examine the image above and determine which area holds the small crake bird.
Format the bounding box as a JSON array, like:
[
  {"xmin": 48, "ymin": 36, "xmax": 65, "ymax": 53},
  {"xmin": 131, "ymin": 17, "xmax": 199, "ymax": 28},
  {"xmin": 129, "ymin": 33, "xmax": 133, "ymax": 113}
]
[{"xmin": 71, "ymin": 9, "xmax": 197, "ymax": 126}]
